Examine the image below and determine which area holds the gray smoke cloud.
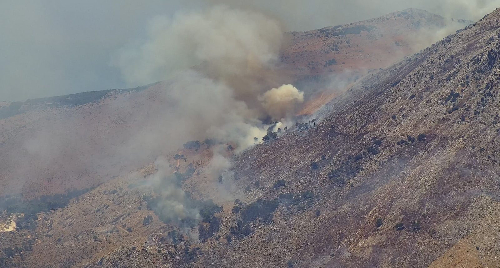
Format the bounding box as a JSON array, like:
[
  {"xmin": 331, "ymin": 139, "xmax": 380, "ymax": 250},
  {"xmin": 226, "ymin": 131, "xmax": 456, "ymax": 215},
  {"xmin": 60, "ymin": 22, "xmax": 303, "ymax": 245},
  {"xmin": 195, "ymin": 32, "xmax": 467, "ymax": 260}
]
[
  {"xmin": 210, "ymin": 0, "xmax": 500, "ymax": 31},
  {"xmin": 106, "ymin": 5, "xmax": 305, "ymax": 227},
  {"xmin": 1, "ymin": 0, "xmax": 499, "ymax": 101},
  {"xmin": 113, "ymin": 5, "xmax": 301, "ymax": 151},
  {"xmin": 112, "ymin": 5, "xmax": 283, "ymax": 88},
  {"xmin": 2, "ymin": 0, "xmax": 500, "ymax": 230},
  {"xmin": 144, "ymin": 157, "xmax": 201, "ymax": 225}
]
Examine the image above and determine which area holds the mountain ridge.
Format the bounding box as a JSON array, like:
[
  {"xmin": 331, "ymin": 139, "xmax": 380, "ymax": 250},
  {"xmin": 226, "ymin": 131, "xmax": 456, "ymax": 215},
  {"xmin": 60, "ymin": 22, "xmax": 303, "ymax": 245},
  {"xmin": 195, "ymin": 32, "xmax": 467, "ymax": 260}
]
[
  {"xmin": 1, "ymin": 8, "xmax": 499, "ymax": 268},
  {"xmin": 89, "ymin": 7, "xmax": 500, "ymax": 267}
]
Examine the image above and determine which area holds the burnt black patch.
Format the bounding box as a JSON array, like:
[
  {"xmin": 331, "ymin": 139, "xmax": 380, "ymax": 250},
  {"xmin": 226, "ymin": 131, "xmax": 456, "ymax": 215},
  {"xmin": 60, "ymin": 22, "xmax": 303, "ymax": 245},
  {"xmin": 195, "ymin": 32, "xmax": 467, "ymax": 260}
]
[{"xmin": 241, "ymin": 199, "xmax": 279, "ymax": 224}]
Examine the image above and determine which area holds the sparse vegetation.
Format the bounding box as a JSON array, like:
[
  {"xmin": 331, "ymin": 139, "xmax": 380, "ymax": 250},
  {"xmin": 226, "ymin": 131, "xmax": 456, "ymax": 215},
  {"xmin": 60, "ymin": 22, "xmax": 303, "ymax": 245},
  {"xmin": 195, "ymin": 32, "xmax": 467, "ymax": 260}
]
[
  {"xmin": 183, "ymin": 141, "xmax": 201, "ymax": 151},
  {"xmin": 318, "ymin": 25, "xmax": 375, "ymax": 37},
  {"xmin": 241, "ymin": 199, "xmax": 279, "ymax": 224},
  {"xmin": 395, "ymin": 223, "xmax": 405, "ymax": 231},
  {"xmin": 198, "ymin": 213, "xmax": 221, "ymax": 242},
  {"xmin": 445, "ymin": 91, "xmax": 460, "ymax": 103},
  {"xmin": 311, "ymin": 162, "xmax": 320, "ymax": 170},
  {"xmin": 142, "ymin": 215, "xmax": 153, "ymax": 226},
  {"xmin": 273, "ymin": 180, "xmax": 286, "ymax": 189},
  {"xmin": 324, "ymin": 59, "xmax": 338, "ymax": 67},
  {"xmin": 229, "ymin": 220, "xmax": 253, "ymax": 239},
  {"xmin": 0, "ymin": 188, "xmax": 91, "ymax": 230}
]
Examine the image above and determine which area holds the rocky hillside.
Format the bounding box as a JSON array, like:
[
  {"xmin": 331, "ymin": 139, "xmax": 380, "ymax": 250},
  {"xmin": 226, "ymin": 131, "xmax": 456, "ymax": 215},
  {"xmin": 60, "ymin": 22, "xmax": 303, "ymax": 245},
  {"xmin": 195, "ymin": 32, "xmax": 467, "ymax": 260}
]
[
  {"xmin": 87, "ymin": 7, "xmax": 500, "ymax": 267},
  {"xmin": 286, "ymin": 8, "xmax": 471, "ymax": 115},
  {"xmin": 0, "ymin": 9, "xmax": 459, "ymax": 202},
  {"xmin": 0, "ymin": 8, "xmax": 495, "ymax": 268},
  {"xmin": 282, "ymin": 8, "xmax": 470, "ymax": 77}
]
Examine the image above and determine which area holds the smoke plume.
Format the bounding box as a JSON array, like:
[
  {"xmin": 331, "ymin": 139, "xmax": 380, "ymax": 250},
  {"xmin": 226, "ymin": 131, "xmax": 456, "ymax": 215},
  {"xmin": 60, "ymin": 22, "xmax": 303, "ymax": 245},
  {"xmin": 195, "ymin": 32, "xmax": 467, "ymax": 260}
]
[
  {"xmin": 113, "ymin": 5, "xmax": 284, "ymax": 89},
  {"xmin": 108, "ymin": 5, "xmax": 305, "ymax": 226},
  {"xmin": 2, "ymin": 0, "xmax": 500, "ymax": 101},
  {"xmin": 146, "ymin": 157, "xmax": 201, "ymax": 225},
  {"xmin": 260, "ymin": 84, "xmax": 304, "ymax": 120},
  {"xmin": 114, "ymin": 5, "xmax": 303, "ymax": 152},
  {"xmin": 3, "ymin": 0, "xmax": 500, "ymax": 230}
]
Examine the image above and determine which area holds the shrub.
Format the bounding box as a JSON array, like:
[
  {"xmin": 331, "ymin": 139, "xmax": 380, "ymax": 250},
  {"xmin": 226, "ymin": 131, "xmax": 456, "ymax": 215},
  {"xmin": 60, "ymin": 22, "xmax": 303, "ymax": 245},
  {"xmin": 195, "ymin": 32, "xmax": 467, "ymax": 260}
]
[
  {"xmin": 241, "ymin": 199, "xmax": 279, "ymax": 224},
  {"xmin": 417, "ymin": 134, "xmax": 427, "ymax": 142},
  {"xmin": 183, "ymin": 141, "xmax": 201, "ymax": 151},
  {"xmin": 142, "ymin": 215, "xmax": 153, "ymax": 226},
  {"xmin": 311, "ymin": 162, "xmax": 320, "ymax": 170},
  {"xmin": 273, "ymin": 180, "xmax": 286, "ymax": 189}
]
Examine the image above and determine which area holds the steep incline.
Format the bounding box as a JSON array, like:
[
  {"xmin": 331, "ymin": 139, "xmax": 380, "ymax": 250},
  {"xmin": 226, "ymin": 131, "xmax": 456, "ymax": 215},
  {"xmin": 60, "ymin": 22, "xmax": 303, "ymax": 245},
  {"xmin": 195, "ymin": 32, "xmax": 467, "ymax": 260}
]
[
  {"xmin": 0, "ymin": 9, "xmax": 495, "ymax": 268},
  {"xmin": 281, "ymin": 8, "xmax": 469, "ymax": 77},
  {"xmin": 0, "ymin": 9, "xmax": 463, "ymax": 201},
  {"xmin": 92, "ymin": 8, "xmax": 500, "ymax": 268},
  {"xmin": 285, "ymin": 8, "xmax": 471, "ymax": 115},
  {"xmin": 221, "ymin": 9, "xmax": 500, "ymax": 267}
]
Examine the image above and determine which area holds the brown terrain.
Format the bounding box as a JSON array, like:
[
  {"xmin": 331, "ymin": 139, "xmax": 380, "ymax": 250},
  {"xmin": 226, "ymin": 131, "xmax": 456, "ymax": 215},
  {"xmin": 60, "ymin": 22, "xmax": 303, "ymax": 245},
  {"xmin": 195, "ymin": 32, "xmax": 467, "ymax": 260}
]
[
  {"xmin": 2, "ymin": 7, "xmax": 498, "ymax": 268},
  {"xmin": 0, "ymin": 9, "xmax": 461, "ymax": 201},
  {"xmin": 282, "ymin": 9, "xmax": 447, "ymax": 76},
  {"xmin": 285, "ymin": 8, "xmax": 470, "ymax": 115}
]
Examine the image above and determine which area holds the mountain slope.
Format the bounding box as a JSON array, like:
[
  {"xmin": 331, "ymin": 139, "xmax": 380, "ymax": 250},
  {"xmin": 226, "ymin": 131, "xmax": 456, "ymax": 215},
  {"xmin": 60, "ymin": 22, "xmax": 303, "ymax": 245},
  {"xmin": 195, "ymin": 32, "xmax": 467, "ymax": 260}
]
[
  {"xmin": 89, "ymin": 8, "xmax": 500, "ymax": 267},
  {"xmin": 0, "ymin": 9, "xmax": 462, "ymax": 202},
  {"xmin": 282, "ymin": 8, "xmax": 469, "ymax": 77},
  {"xmin": 285, "ymin": 8, "xmax": 471, "ymax": 115},
  {"xmin": 0, "ymin": 8, "xmax": 495, "ymax": 268}
]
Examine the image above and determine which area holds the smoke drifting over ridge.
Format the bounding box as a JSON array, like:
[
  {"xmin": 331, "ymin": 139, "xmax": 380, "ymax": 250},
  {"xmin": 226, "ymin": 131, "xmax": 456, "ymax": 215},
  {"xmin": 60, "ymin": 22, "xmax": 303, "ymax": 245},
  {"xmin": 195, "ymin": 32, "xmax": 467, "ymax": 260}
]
[
  {"xmin": 108, "ymin": 5, "xmax": 306, "ymax": 226},
  {"xmin": 113, "ymin": 5, "xmax": 283, "ymax": 87},
  {"xmin": 109, "ymin": 1, "xmax": 496, "ymax": 225},
  {"xmin": 2, "ymin": 0, "xmax": 499, "ymax": 101},
  {"xmin": 2, "ymin": 0, "xmax": 500, "ymax": 230},
  {"xmin": 0, "ymin": 5, "xmax": 301, "ymax": 204},
  {"xmin": 114, "ymin": 5, "xmax": 302, "ymax": 151},
  {"xmin": 210, "ymin": 0, "xmax": 500, "ymax": 31}
]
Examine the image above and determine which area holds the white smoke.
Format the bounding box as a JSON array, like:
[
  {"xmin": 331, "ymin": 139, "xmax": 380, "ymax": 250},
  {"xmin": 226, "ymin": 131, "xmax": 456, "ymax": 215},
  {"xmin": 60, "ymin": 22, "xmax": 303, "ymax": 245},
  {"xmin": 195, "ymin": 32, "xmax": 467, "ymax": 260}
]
[
  {"xmin": 2, "ymin": 0, "xmax": 500, "ymax": 101},
  {"xmin": 110, "ymin": 5, "xmax": 305, "ymax": 225},
  {"xmin": 260, "ymin": 84, "xmax": 304, "ymax": 120},
  {"xmin": 113, "ymin": 5, "xmax": 283, "ymax": 88},
  {"xmin": 114, "ymin": 5, "xmax": 304, "ymax": 153},
  {"xmin": 144, "ymin": 157, "xmax": 200, "ymax": 224}
]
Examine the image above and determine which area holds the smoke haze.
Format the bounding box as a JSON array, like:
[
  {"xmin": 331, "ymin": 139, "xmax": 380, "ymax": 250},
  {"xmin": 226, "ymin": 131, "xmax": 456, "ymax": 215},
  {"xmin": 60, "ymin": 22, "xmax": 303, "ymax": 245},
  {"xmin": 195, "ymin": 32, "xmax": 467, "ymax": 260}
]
[
  {"xmin": 1, "ymin": 0, "xmax": 499, "ymax": 101},
  {"xmin": 2, "ymin": 0, "xmax": 500, "ymax": 228},
  {"xmin": 113, "ymin": 5, "xmax": 304, "ymax": 153},
  {"xmin": 113, "ymin": 5, "xmax": 283, "ymax": 88}
]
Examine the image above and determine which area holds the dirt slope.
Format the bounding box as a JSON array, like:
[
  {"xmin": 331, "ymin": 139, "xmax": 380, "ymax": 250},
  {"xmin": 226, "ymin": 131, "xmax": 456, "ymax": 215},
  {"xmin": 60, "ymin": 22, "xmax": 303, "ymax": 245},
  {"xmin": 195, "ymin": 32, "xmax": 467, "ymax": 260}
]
[
  {"xmin": 0, "ymin": 8, "xmax": 494, "ymax": 268},
  {"xmin": 87, "ymin": 7, "xmax": 500, "ymax": 267}
]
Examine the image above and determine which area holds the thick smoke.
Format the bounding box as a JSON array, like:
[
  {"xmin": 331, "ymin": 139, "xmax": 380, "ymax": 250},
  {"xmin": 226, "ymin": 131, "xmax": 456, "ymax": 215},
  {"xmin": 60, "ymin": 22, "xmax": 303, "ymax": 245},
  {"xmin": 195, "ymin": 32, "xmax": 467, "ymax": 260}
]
[
  {"xmin": 113, "ymin": 5, "xmax": 284, "ymax": 90},
  {"xmin": 114, "ymin": 5, "xmax": 303, "ymax": 152},
  {"xmin": 2, "ymin": 0, "xmax": 500, "ymax": 230},
  {"xmin": 2, "ymin": 1, "xmax": 500, "ymax": 101},
  {"xmin": 111, "ymin": 5, "xmax": 306, "ymax": 226},
  {"xmin": 260, "ymin": 84, "xmax": 304, "ymax": 120}
]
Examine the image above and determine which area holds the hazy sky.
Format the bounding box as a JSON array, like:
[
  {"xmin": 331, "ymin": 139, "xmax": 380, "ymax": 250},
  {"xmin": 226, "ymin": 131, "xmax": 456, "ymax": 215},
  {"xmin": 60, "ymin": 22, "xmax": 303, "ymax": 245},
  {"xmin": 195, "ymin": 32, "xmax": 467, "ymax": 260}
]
[{"xmin": 1, "ymin": 0, "xmax": 499, "ymax": 101}]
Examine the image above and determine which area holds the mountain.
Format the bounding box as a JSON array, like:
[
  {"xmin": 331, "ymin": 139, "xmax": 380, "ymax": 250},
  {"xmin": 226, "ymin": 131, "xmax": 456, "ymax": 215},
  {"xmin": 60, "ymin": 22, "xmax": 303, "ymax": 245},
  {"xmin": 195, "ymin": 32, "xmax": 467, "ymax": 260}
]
[
  {"xmin": 283, "ymin": 9, "xmax": 451, "ymax": 76},
  {"xmin": 0, "ymin": 9, "xmax": 460, "ymax": 202},
  {"xmin": 286, "ymin": 8, "xmax": 471, "ymax": 115},
  {"xmin": 0, "ymin": 8, "xmax": 496, "ymax": 268},
  {"xmin": 87, "ymin": 8, "xmax": 500, "ymax": 267}
]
